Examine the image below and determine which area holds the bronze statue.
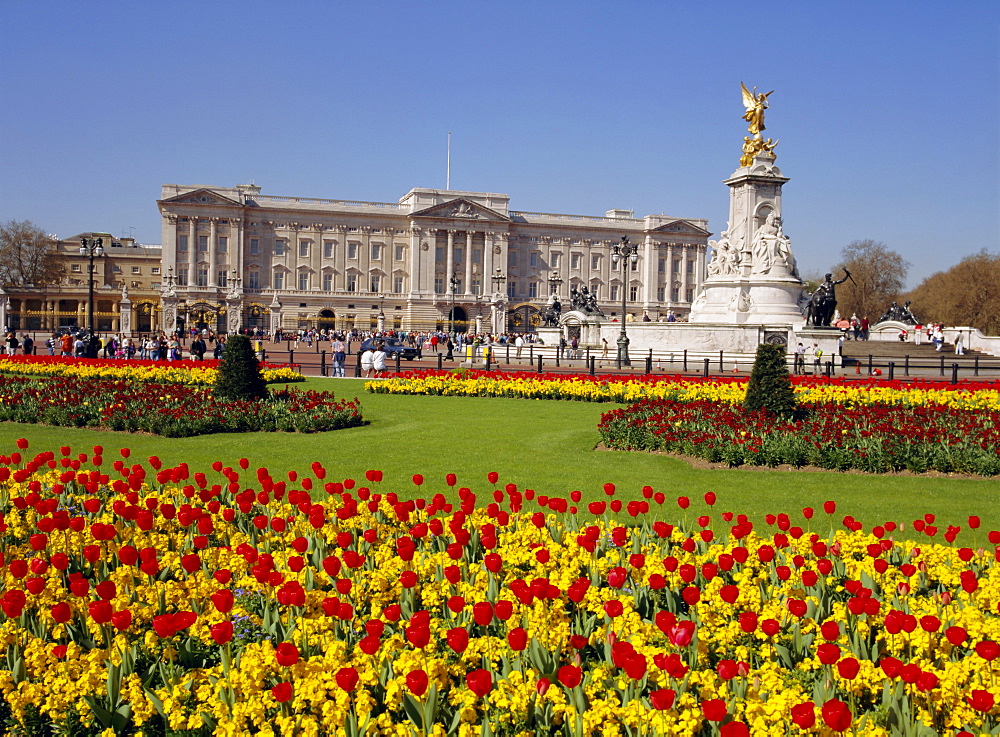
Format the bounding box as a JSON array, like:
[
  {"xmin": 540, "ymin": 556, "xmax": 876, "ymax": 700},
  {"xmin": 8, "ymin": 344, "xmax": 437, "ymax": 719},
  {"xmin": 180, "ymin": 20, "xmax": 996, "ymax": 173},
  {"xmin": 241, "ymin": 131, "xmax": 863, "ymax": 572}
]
[{"xmin": 806, "ymin": 270, "xmax": 851, "ymax": 327}]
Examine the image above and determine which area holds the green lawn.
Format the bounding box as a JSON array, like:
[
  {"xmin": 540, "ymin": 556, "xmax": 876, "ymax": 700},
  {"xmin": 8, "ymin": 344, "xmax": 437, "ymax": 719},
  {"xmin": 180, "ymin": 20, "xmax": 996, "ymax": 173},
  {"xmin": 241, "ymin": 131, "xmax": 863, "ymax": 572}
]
[{"xmin": 1, "ymin": 376, "xmax": 997, "ymax": 536}]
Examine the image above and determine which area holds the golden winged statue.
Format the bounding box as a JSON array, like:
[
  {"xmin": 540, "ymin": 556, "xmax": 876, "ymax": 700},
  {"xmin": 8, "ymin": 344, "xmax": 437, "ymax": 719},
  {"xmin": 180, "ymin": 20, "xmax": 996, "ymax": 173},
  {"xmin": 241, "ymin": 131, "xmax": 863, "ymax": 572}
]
[{"xmin": 740, "ymin": 82, "xmax": 773, "ymax": 136}]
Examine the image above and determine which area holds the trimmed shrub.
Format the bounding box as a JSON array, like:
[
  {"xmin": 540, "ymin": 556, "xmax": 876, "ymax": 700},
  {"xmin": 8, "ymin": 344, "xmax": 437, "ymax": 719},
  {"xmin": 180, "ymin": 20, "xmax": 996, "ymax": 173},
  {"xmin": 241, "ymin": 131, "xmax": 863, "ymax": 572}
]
[
  {"xmin": 214, "ymin": 335, "xmax": 268, "ymax": 401},
  {"xmin": 743, "ymin": 343, "xmax": 799, "ymax": 418}
]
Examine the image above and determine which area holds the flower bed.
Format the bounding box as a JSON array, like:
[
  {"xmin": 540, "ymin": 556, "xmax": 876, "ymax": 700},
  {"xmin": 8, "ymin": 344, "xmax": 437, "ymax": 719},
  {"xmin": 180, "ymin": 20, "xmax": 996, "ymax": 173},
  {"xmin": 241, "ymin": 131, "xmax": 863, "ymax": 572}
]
[
  {"xmin": 599, "ymin": 398, "xmax": 1000, "ymax": 476},
  {"xmin": 367, "ymin": 371, "xmax": 1000, "ymax": 410},
  {"xmin": 1, "ymin": 440, "xmax": 999, "ymax": 735},
  {"xmin": 0, "ymin": 355, "xmax": 303, "ymax": 385},
  {"xmin": 0, "ymin": 376, "xmax": 363, "ymax": 436}
]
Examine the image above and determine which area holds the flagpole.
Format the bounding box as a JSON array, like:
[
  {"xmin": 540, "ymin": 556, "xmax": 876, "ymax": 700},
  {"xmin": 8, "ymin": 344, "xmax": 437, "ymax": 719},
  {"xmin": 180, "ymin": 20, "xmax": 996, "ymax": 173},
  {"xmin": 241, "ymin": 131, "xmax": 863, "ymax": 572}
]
[{"xmin": 446, "ymin": 131, "xmax": 451, "ymax": 190}]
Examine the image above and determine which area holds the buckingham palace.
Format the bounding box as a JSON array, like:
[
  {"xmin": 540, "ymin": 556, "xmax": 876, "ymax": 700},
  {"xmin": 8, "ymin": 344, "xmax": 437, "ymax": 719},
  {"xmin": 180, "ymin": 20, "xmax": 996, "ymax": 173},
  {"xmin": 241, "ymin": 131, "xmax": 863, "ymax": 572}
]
[{"xmin": 156, "ymin": 183, "xmax": 710, "ymax": 334}]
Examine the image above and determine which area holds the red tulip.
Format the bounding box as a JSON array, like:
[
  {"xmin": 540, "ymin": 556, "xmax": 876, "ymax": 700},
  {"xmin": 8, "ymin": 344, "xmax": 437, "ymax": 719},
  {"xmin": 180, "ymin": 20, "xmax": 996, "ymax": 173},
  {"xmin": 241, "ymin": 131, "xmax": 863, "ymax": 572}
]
[
  {"xmin": 702, "ymin": 699, "xmax": 727, "ymax": 722},
  {"xmin": 336, "ymin": 667, "xmax": 359, "ymax": 691},
  {"xmin": 720, "ymin": 723, "xmax": 749, "ymax": 737},
  {"xmin": 211, "ymin": 590, "xmax": 235, "ymax": 614},
  {"xmin": 821, "ymin": 699, "xmax": 852, "ymax": 732},
  {"xmin": 51, "ymin": 602, "xmax": 72, "ymax": 624},
  {"xmin": 557, "ymin": 664, "xmax": 582, "ymax": 688},
  {"xmin": 447, "ymin": 627, "xmax": 469, "ymax": 653},
  {"xmin": 406, "ymin": 669, "xmax": 428, "ymax": 696},
  {"xmin": 975, "ymin": 641, "xmax": 999, "ymax": 661},
  {"xmin": 837, "ymin": 657, "xmax": 860, "ymax": 680},
  {"xmin": 969, "ymin": 689, "xmax": 995, "ymax": 712},
  {"xmin": 210, "ymin": 621, "xmax": 233, "ymax": 645},
  {"xmin": 271, "ymin": 681, "xmax": 293, "ymax": 703},
  {"xmin": 466, "ymin": 669, "xmax": 492, "ymax": 697},
  {"xmin": 275, "ymin": 642, "xmax": 299, "ymax": 667},
  {"xmin": 790, "ymin": 702, "xmax": 816, "ymax": 729},
  {"xmin": 650, "ymin": 688, "xmax": 676, "ymax": 710},
  {"xmin": 507, "ymin": 627, "xmax": 528, "ymax": 651},
  {"xmin": 473, "ymin": 602, "xmax": 494, "ymax": 626}
]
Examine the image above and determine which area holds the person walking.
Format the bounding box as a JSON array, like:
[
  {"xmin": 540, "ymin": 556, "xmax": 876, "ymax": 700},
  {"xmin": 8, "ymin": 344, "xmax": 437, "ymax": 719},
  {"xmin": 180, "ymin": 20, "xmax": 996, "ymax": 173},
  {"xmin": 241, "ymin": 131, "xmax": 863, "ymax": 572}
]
[
  {"xmin": 21, "ymin": 334, "xmax": 33, "ymax": 356},
  {"xmin": 515, "ymin": 334, "xmax": 524, "ymax": 359},
  {"xmin": 811, "ymin": 343, "xmax": 823, "ymax": 374},
  {"xmin": 955, "ymin": 332, "xmax": 964, "ymax": 355},
  {"xmin": 332, "ymin": 336, "xmax": 346, "ymax": 377},
  {"xmin": 793, "ymin": 342, "xmax": 806, "ymax": 374},
  {"xmin": 4, "ymin": 333, "xmax": 19, "ymax": 356}
]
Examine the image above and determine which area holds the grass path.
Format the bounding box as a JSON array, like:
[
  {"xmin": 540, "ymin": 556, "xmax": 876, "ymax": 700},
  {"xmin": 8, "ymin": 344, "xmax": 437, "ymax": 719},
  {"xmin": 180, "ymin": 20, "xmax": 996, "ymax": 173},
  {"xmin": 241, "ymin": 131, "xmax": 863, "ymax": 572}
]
[{"xmin": 1, "ymin": 377, "xmax": 997, "ymax": 535}]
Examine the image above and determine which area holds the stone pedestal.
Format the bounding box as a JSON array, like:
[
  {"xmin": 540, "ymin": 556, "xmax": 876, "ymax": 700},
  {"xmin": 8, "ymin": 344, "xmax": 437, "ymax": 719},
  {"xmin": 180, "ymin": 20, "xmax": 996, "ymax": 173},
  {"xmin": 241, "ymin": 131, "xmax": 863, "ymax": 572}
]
[
  {"xmin": 161, "ymin": 295, "xmax": 178, "ymax": 334},
  {"xmin": 227, "ymin": 296, "xmax": 243, "ymax": 334},
  {"xmin": 268, "ymin": 294, "xmax": 282, "ymax": 334},
  {"xmin": 690, "ymin": 153, "xmax": 806, "ymax": 326},
  {"xmin": 119, "ymin": 298, "xmax": 132, "ymax": 335}
]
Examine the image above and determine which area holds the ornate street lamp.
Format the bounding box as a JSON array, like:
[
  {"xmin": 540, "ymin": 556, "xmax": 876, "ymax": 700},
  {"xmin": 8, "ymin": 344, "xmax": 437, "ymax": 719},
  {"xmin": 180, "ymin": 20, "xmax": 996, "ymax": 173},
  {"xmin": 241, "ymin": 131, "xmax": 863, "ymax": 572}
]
[
  {"xmin": 547, "ymin": 270, "xmax": 563, "ymax": 297},
  {"xmin": 78, "ymin": 237, "xmax": 104, "ymax": 342},
  {"xmin": 610, "ymin": 236, "xmax": 639, "ymax": 367},
  {"xmin": 448, "ymin": 275, "xmax": 459, "ymax": 336},
  {"xmin": 491, "ymin": 267, "xmax": 507, "ymax": 295}
]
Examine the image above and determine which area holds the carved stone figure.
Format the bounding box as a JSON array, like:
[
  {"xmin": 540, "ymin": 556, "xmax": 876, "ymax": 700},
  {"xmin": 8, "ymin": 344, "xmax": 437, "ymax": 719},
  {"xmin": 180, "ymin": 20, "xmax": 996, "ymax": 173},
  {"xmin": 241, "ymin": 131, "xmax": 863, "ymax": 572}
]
[
  {"xmin": 707, "ymin": 231, "xmax": 741, "ymax": 278},
  {"xmin": 120, "ymin": 283, "xmax": 129, "ymax": 300},
  {"xmin": 750, "ymin": 212, "xmax": 794, "ymax": 276},
  {"xmin": 161, "ymin": 280, "xmax": 176, "ymax": 298}
]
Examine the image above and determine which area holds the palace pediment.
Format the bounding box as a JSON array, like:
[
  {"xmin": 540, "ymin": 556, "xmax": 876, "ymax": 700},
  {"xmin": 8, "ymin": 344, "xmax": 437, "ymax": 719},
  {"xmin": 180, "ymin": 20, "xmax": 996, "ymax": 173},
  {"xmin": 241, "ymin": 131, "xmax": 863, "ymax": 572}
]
[
  {"xmin": 159, "ymin": 189, "xmax": 243, "ymax": 208},
  {"xmin": 650, "ymin": 219, "xmax": 711, "ymax": 237},
  {"xmin": 410, "ymin": 198, "xmax": 510, "ymax": 222}
]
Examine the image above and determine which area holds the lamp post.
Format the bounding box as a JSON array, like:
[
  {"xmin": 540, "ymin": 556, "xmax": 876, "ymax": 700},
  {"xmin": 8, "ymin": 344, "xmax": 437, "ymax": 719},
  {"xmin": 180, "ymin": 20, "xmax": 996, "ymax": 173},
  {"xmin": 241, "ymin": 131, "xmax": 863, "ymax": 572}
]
[
  {"xmin": 448, "ymin": 275, "xmax": 459, "ymax": 336},
  {"xmin": 377, "ymin": 293, "xmax": 386, "ymax": 332},
  {"xmin": 547, "ymin": 270, "xmax": 563, "ymax": 297},
  {"xmin": 490, "ymin": 268, "xmax": 507, "ymax": 335},
  {"xmin": 79, "ymin": 236, "xmax": 104, "ymax": 343},
  {"xmin": 611, "ymin": 236, "xmax": 639, "ymax": 367}
]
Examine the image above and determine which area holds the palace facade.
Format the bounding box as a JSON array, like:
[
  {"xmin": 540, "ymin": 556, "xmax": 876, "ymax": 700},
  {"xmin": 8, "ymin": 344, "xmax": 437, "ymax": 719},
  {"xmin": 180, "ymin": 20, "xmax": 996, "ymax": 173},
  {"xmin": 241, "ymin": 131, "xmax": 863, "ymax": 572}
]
[
  {"xmin": 154, "ymin": 184, "xmax": 709, "ymax": 334},
  {"xmin": 0, "ymin": 235, "xmax": 163, "ymax": 336}
]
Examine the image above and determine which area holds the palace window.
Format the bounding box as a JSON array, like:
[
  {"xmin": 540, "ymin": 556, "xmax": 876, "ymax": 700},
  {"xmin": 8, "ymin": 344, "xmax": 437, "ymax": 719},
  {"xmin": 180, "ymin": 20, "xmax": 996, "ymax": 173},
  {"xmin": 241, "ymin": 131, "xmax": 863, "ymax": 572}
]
[
  {"xmin": 629, "ymin": 285, "xmax": 638, "ymax": 301},
  {"xmin": 507, "ymin": 281, "xmax": 517, "ymax": 299},
  {"xmin": 591, "ymin": 254, "xmax": 600, "ymax": 270},
  {"xmin": 550, "ymin": 253, "xmax": 560, "ymax": 269},
  {"xmin": 71, "ymin": 264, "xmax": 82, "ymax": 273},
  {"xmin": 508, "ymin": 251, "xmax": 517, "ymax": 266},
  {"xmin": 178, "ymin": 268, "xmax": 188, "ymax": 285},
  {"xmin": 658, "ymin": 258, "xmax": 665, "ymax": 273},
  {"xmin": 217, "ymin": 271, "xmax": 228, "ymax": 287},
  {"xmin": 299, "ymin": 240, "xmax": 309, "ymax": 258},
  {"xmin": 298, "ymin": 272, "xmax": 309, "ymax": 290},
  {"xmin": 631, "ymin": 258, "xmax": 639, "ymax": 272},
  {"xmin": 151, "ymin": 267, "xmax": 160, "ymax": 275},
  {"xmin": 473, "ymin": 248, "xmax": 482, "ymax": 263},
  {"xmin": 610, "ymin": 284, "xmax": 619, "ymax": 301},
  {"xmin": 218, "ymin": 236, "xmax": 227, "ymax": 253},
  {"xmin": 656, "ymin": 286, "xmax": 665, "ymax": 301},
  {"xmin": 686, "ymin": 288, "xmax": 694, "ymax": 302},
  {"xmin": 371, "ymin": 243, "xmax": 382, "ymax": 260},
  {"xmin": 249, "ymin": 238, "xmax": 260, "ymax": 255},
  {"xmin": 571, "ymin": 253, "xmax": 581, "ymax": 270},
  {"xmin": 323, "ymin": 241, "xmax": 333, "ymax": 258},
  {"xmin": 275, "ymin": 241, "xmax": 286, "ymax": 256},
  {"xmin": 198, "ymin": 236, "xmax": 208, "ymax": 252},
  {"xmin": 197, "ymin": 269, "xmax": 208, "ymax": 287},
  {"xmin": 346, "ymin": 274, "xmax": 357, "ymax": 292},
  {"xmin": 370, "ymin": 275, "xmax": 381, "ymax": 293},
  {"xmin": 322, "ymin": 273, "xmax": 333, "ymax": 291},
  {"xmin": 434, "ymin": 277, "xmax": 444, "ymax": 294},
  {"xmin": 347, "ymin": 243, "xmax": 358, "ymax": 259},
  {"xmin": 247, "ymin": 271, "xmax": 260, "ymax": 290},
  {"xmin": 393, "ymin": 276, "xmax": 404, "ymax": 293},
  {"xmin": 394, "ymin": 244, "xmax": 405, "ymax": 261},
  {"xmin": 472, "ymin": 277, "xmax": 481, "ymax": 295},
  {"xmin": 273, "ymin": 271, "xmax": 284, "ymax": 289},
  {"xmin": 671, "ymin": 287, "xmax": 679, "ymax": 301},
  {"xmin": 178, "ymin": 235, "xmax": 188, "ymax": 251},
  {"xmin": 529, "ymin": 253, "xmax": 539, "ymax": 268}
]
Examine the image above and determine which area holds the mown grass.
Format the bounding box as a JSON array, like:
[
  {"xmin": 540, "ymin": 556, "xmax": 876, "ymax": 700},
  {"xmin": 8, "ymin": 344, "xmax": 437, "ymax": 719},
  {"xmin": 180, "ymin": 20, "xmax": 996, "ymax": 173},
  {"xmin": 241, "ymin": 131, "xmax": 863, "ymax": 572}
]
[{"xmin": 1, "ymin": 376, "xmax": 997, "ymax": 537}]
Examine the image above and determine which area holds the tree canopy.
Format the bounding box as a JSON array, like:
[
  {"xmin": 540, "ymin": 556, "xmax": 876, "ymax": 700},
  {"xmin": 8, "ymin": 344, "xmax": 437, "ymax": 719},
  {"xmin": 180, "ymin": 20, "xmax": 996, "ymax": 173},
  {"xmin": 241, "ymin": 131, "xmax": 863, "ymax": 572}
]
[
  {"xmin": 904, "ymin": 250, "xmax": 1000, "ymax": 334},
  {"xmin": 831, "ymin": 240, "xmax": 909, "ymax": 321},
  {"xmin": 0, "ymin": 219, "xmax": 64, "ymax": 287}
]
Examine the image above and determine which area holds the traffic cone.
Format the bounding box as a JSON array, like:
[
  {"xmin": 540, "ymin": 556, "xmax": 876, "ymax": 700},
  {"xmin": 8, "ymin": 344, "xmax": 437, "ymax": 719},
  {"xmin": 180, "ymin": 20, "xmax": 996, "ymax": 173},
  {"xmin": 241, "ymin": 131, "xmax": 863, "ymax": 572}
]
[{"xmin": 855, "ymin": 362, "xmax": 861, "ymax": 374}]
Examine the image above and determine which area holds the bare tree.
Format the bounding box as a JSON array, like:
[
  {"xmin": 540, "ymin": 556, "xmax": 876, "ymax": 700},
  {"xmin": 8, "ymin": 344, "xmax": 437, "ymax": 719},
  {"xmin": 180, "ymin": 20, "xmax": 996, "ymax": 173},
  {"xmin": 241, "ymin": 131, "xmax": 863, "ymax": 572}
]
[
  {"xmin": 0, "ymin": 219, "xmax": 64, "ymax": 286},
  {"xmin": 904, "ymin": 250, "xmax": 1000, "ymax": 334},
  {"xmin": 832, "ymin": 240, "xmax": 909, "ymax": 321}
]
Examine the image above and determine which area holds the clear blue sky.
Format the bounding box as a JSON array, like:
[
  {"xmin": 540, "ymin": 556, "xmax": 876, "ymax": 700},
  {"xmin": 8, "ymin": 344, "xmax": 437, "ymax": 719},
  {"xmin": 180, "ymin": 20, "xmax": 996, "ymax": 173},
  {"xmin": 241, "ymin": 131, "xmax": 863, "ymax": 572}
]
[{"xmin": 1, "ymin": 1, "xmax": 997, "ymax": 287}]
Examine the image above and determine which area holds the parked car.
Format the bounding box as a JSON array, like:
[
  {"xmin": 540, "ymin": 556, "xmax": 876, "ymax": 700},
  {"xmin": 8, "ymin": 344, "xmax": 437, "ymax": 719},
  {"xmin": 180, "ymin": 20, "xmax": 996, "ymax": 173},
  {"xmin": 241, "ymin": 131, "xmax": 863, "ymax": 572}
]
[{"xmin": 359, "ymin": 337, "xmax": 421, "ymax": 360}]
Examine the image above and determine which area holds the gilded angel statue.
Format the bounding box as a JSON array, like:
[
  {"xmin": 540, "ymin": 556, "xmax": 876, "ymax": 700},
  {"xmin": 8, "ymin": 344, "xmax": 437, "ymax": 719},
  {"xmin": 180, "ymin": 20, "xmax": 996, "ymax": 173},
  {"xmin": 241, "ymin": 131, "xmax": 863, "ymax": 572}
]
[{"xmin": 741, "ymin": 82, "xmax": 773, "ymax": 136}]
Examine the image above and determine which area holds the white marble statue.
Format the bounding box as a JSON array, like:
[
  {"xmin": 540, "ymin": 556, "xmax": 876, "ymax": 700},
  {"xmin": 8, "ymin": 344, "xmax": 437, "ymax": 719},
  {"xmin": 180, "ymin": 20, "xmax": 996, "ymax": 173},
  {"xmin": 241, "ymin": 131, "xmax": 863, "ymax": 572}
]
[
  {"xmin": 750, "ymin": 212, "xmax": 796, "ymax": 276},
  {"xmin": 707, "ymin": 230, "xmax": 741, "ymax": 278}
]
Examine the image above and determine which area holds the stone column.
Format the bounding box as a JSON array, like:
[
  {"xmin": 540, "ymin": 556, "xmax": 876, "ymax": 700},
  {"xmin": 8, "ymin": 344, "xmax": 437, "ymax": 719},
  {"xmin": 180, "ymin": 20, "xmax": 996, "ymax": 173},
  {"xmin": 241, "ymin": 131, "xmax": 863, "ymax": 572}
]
[
  {"xmin": 188, "ymin": 217, "xmax": 197, "ymax": 285},
  {"xmin": 680, "ymin": 246, "xmax": 689, "ymax": 303},
  {"xmin": 360, "ymin": 226, "xmax": 371, "ymax": 293},
  {"xmin": 446, "ymin": 230, "xmax": 455, "ymax": 289},
  {"xmin": 642, "ymin": 235, "xmax": 655, "ymax": 309},
  {"xmin": 335, "ymin": 225, "xmax": 347, "ymax": 290},
  {"xmin": 408, "ymin": 224, "xmax": 422, "ymax": 295},
  {"xmin": 0, "ymin": 289, "xmax": 8, "ymax": 333},
  {"xmin": 231, "ymin": 218, "xmax": 243, "ymax": 281},
  {"xmin": 666, "ymin": 243, "xmax": 675, "ymax": 307},
  {"xmin": 208, "ymin": 218, "xmax": 218, "ymax": 287},
  {"xmin": 464, "ymin": 231, "xmax": 474, "ymax": 295}
]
